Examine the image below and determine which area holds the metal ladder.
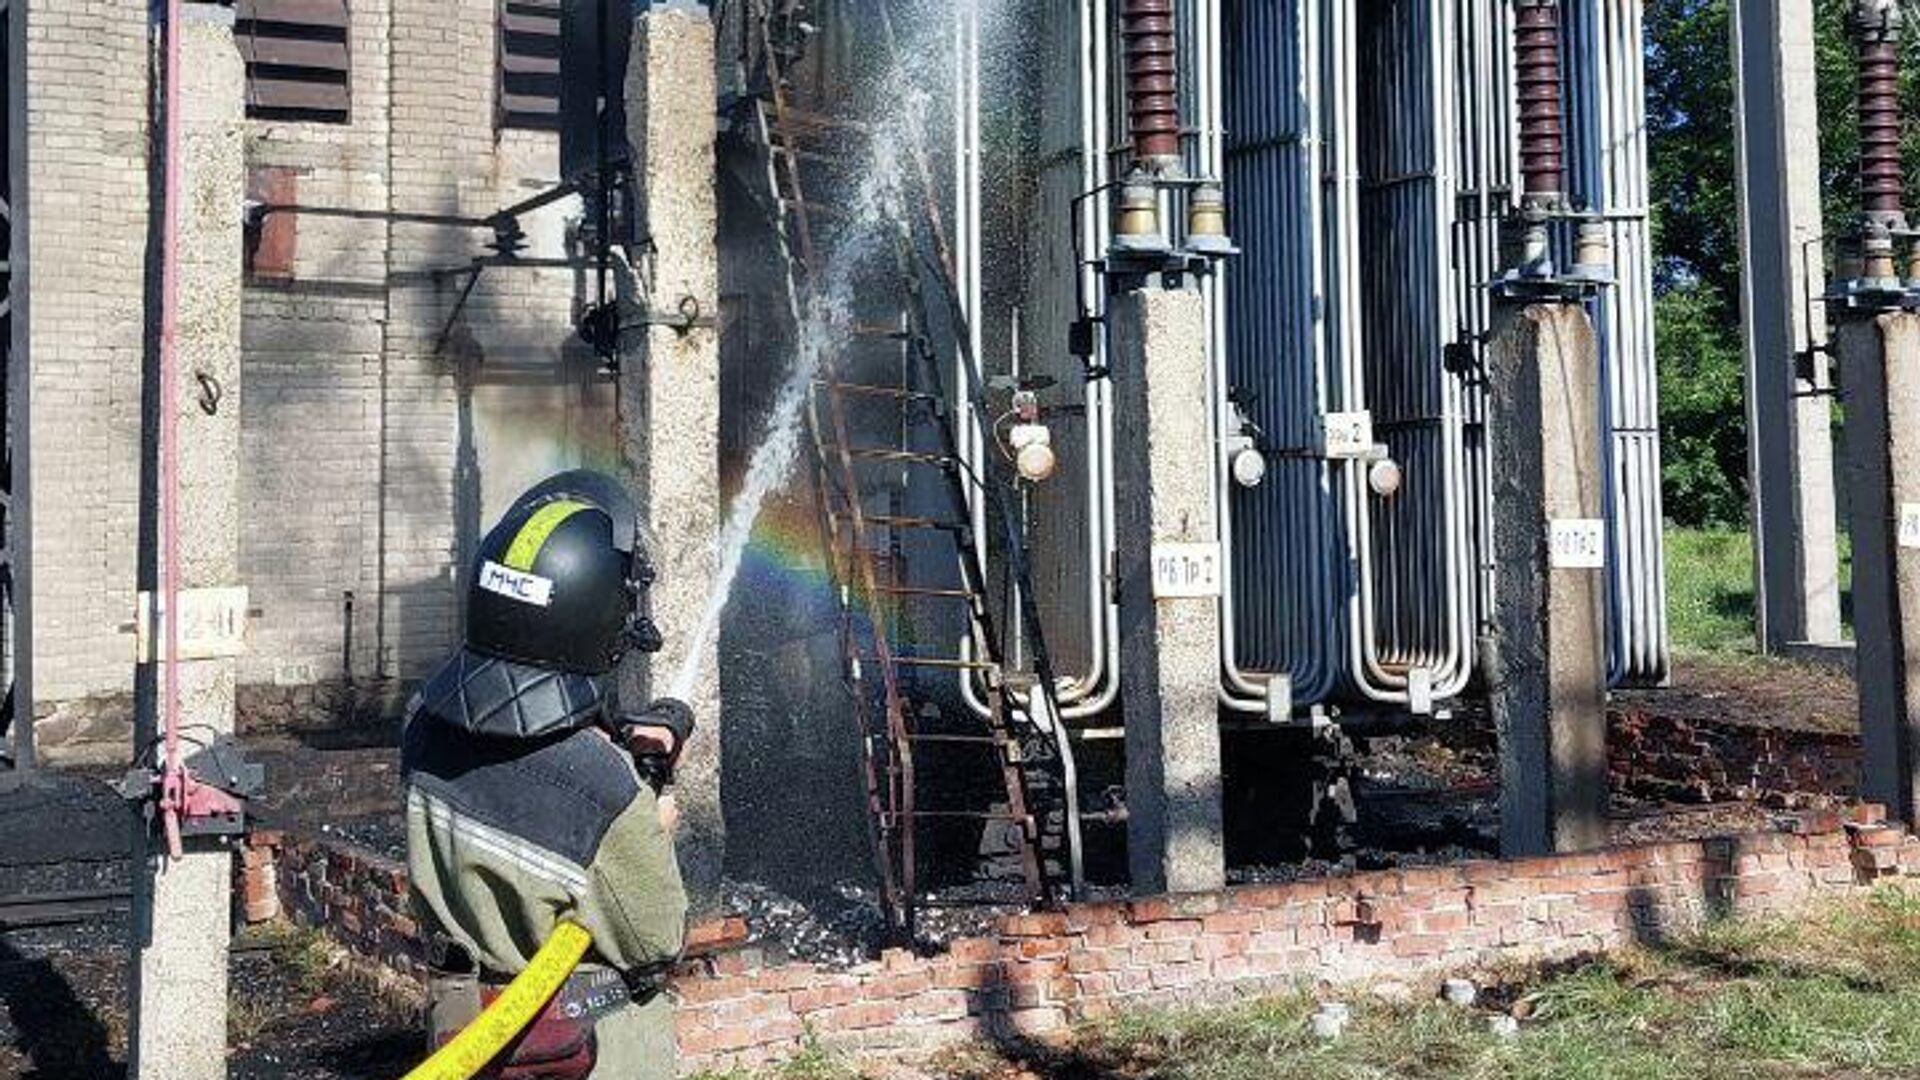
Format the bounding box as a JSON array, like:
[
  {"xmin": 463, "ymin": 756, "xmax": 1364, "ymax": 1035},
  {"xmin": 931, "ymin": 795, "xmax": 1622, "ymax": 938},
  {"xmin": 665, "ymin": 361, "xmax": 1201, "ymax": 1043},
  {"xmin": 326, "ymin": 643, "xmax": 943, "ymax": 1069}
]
[{"xmin": 734, "ymin": 0, "xmax": 1075, "ymax": 935}]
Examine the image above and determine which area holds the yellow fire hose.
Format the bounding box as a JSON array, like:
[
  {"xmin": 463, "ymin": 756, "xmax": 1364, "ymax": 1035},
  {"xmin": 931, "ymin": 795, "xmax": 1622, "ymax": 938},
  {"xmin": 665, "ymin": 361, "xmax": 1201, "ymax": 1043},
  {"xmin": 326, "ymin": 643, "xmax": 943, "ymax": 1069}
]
[{"xmin": 400, "ymin": 922, "xmax": 594, "ymax": 1080}]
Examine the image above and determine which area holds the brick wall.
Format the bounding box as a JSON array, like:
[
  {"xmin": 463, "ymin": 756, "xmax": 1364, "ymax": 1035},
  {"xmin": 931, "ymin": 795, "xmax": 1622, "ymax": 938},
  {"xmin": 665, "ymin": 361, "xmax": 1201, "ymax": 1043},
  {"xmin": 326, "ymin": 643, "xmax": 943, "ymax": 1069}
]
[
  {"xmin": 24, "ymin": 0, "xmax": 152, "ymax": 715},
  {"xmin": 1610, "ymin": 709, "xmax": 1860, "ymax": 807},
  {"xmin": 28, "ymin": 0, "xmax": 613, "ymax": 751},
  {"xmin": 269, "ymin": 808, "xmax": 1920, "ymax": 1074}
]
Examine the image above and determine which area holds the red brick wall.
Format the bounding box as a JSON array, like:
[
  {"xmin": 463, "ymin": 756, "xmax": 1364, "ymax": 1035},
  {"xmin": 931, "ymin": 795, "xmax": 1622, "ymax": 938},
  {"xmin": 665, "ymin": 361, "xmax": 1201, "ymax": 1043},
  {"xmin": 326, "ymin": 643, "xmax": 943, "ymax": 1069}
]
[
  {"xmin": 269, "ymin": 811, "xmax": 1918, "ymax": 1074},
  {"xmin": 1610, "ymin": 711, "xmax": 1860, "ymax": 807}
]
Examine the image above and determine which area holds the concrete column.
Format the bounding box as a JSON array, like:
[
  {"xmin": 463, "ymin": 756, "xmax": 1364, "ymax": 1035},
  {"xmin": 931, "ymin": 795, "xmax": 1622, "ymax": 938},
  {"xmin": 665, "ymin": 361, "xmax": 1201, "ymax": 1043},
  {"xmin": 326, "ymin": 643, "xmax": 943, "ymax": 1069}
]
[
  {"xmin": 1837, "ymin": 312, "xmax": 1920, "ymax": 823},
  {"xmin": 620, "ymin": 4, "xmax": 723, "ymax": 908},
  {"xmin": 129, "ymin": 7, "xmax": 244, "ymax": 1079},
  {"xmin": 1111, "ymin": 284, "xmax": 1225, "ymax": 896},
  {"xmin": 1489, "ymin": 302, "xmax": 1609, "ymax": 857},
  {"xmin": 1733, "ymin": 0, "xmax": 1847, "ymax": 655}
]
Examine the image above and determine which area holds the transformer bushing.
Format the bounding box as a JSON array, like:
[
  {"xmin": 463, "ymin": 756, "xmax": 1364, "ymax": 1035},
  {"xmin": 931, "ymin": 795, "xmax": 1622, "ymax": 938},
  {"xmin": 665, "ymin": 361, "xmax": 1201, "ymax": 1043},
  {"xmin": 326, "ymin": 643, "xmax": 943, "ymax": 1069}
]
[
  {"xmin": 1107, "ymin": 0, "xmax": 1236, "ymax": 276},
  {"xmin": 1121, "ymin": 0, "xmax": 1182, "ymax": 174},
  {"xmin": 1858, "ymin": 0, "xmax": 1909, "ymax": 299},
  {"xmin": 1497, "ymin": 0, "xmax": 1608, "ymax": 298},
  {"xmin": 1515, "ymin": 0, "xmax": 1566, "ymax": 212}
]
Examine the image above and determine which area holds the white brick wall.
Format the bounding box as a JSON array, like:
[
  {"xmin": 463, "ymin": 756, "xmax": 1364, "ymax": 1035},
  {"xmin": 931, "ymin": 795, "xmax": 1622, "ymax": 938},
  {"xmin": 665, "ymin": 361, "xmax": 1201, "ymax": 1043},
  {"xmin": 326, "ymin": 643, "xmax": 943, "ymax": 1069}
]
[
  {"xmin": 237, "ymin": 0, "xmax": 391, "ymax": 690},
  {"xmin": 25, "ymin": 0, "xmax": 151, "ymax": 709},
  {"xmin": 31, "ymin": 0, "xmax": 617, "ymax": 740}
]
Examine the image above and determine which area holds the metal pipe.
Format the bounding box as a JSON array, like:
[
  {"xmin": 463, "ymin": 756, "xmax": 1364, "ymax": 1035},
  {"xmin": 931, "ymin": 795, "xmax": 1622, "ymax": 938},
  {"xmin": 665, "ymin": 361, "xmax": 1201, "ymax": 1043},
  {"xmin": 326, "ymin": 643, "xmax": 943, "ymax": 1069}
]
[
  {"xmin": 1065, "ymin": 0, "xmax": 1124, "ymax": 721},
  {"xmin": 156, "ymin": 0, "xmax": 187, "ymax": 860},
  {"xmin": 1054, "ymin": 0, "xmax": 1125, "ymax": 722},
  {"xmin": 1218, "ymin": 0, "xmax": 1339, "ymax": 713}
]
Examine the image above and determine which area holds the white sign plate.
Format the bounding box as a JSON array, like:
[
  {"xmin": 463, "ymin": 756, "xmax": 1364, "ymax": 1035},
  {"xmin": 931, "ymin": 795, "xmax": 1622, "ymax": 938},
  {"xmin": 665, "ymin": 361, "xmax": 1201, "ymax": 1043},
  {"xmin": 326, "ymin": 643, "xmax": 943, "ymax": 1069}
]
[
  {"xmin": 1320, "ymin": 411, "xmax": 1376, "ymax": 460},
  {"xmin": 1547, "ymin": 519, "xmax": 1606, "ymax": 570},
  {"xmin": 1900, "ymin": 504, "xmax": 1920, "ymax": 550},
  {"xmin": 136, "ymin": 587, "xmax": 250, "ymax": 662},
  {"xmin": 1151, "ymin": 542, "xmax": 1222, "ymax": 599}
]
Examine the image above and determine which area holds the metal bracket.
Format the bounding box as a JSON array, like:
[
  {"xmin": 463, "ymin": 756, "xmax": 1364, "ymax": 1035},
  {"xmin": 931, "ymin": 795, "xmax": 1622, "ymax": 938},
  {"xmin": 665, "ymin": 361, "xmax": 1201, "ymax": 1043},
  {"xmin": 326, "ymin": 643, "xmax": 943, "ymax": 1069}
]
[
  {"xmin": 635, "ymin": 295, "xmax": 717, "ymax": 334},
  {"xmin": 120, "ymin": 736, "xmax": 265, "ymax": 844}
]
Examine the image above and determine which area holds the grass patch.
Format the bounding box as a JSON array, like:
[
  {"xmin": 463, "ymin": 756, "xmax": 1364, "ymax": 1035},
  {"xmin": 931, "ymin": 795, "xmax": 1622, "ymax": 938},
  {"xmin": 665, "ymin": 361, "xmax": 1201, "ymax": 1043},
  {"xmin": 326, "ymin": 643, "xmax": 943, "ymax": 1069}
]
[
  {"xmin": 1663, "ymin": 526, "xmax": 1854, "ymax": 657},
  {"xmin": 723, "ymin": 885, "xmax": 1920, "ymax": 1079},
  {"xmin": 1664, "ymin": 527, "xmax": 1760, "ymax": 656}
]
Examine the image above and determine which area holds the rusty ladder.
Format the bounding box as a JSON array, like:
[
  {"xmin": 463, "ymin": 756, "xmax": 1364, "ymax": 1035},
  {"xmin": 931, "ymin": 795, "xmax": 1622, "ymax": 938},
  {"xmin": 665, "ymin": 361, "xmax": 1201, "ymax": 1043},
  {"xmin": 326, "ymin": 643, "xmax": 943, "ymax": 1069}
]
[{"xmin": 738, "ymin": 0, "xmax": 1066, "ymax": 936}]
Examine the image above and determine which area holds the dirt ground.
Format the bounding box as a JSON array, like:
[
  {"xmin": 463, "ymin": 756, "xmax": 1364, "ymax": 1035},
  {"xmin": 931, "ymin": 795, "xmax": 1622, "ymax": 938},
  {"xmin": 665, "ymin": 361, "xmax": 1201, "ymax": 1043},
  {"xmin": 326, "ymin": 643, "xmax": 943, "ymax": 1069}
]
[
  {"xmin": 1615, "ymin": 653, "xmax": 1858, "ymax": 735},
  {"xmin": 0, "ymin": 653, "xmax": 1875, "ymax": 1079}
]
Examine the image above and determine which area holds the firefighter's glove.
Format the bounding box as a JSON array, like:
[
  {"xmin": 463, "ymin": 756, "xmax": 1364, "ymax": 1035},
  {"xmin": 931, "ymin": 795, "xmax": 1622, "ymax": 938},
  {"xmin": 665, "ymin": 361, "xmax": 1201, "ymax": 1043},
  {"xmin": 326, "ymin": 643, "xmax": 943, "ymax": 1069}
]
[{"xmin": 617, "ymin": 698, "xmax": 695, "ymax": 794}]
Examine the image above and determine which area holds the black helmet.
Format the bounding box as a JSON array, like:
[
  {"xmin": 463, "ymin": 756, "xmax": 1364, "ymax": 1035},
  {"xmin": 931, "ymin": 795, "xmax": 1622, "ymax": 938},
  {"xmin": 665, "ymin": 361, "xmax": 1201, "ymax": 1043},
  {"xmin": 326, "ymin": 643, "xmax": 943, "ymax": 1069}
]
[{"xmin": 465, "ymin": 470, "xmax": 663, "ymax": 676}]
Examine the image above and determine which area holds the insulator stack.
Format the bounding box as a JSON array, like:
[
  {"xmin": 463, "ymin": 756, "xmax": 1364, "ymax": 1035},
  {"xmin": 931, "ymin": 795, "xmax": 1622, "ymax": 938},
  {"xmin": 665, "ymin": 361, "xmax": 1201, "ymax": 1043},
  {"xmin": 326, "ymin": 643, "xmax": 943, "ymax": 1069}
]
[
  {"xmin": 1856, "ymin": 0, "xmax": 1906, "ymax": 228},
  {"xmin": 1515, "ymin": 0, "xmax": 1565, "ymax": 207},
  {"xmin": 1121, "ymin": 0, "xmax": 1181, "ymax": 170}
]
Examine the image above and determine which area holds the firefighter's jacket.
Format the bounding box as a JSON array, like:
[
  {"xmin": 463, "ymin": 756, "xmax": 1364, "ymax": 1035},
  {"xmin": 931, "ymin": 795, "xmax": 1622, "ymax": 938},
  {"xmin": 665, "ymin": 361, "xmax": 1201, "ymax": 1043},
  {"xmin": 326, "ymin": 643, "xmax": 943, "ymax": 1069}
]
[{"xmin": 399, "ymin": 649, "xmax": 688, "ymax": 1075}]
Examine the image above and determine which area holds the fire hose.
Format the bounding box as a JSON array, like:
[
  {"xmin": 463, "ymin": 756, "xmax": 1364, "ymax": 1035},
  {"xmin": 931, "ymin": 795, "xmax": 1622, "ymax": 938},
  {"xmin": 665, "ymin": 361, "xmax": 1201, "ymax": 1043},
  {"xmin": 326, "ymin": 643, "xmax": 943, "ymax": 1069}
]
[{"xmin": 399, "ymin": 922, "xmax": 593, "ymax": 1080}]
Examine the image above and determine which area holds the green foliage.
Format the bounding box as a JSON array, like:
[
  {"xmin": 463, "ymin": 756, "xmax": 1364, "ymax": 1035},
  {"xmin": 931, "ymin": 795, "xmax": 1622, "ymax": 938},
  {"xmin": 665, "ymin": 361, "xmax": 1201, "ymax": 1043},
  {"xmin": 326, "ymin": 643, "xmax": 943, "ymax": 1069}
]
[
  {"xmin": 1645, "ymin": 0, "xmax": 1920, "ymax": 526},
  {"xmin": 1647, "ymin": 0, "xmax": 1746, "ymax": 527},
  {"xmin": 1646, "ymin": 0, "xmax": 1739, "ymax": 300},
  {"xmin": 1654, "ymin": 289, "xmax": 1750, "ymax": 528}
]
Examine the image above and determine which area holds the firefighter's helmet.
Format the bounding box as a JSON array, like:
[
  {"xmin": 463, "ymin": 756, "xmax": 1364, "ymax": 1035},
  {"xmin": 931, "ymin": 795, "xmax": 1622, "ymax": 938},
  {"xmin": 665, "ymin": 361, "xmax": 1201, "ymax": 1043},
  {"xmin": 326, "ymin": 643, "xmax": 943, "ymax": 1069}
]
[{"xmin": 465, "ymin": 470, "xmax": 663, "ymax": 675}]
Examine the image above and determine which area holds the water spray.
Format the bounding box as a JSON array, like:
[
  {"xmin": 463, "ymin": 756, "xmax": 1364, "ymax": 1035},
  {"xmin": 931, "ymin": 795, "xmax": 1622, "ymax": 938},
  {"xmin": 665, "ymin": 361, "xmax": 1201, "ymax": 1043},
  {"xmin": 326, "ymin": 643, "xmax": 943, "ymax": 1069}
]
[{"xmin": 665, "ymin": 87, "xmax": 922, "ymax": 705}]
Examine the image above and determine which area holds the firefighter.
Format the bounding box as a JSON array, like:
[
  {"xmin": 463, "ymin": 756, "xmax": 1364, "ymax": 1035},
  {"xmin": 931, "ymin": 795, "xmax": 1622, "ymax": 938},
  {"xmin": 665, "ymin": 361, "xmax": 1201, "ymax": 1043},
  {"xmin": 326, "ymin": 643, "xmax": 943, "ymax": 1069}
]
[{"xmin": 402, "ymin": 470, "xmax": 692, "ymax": 1080}]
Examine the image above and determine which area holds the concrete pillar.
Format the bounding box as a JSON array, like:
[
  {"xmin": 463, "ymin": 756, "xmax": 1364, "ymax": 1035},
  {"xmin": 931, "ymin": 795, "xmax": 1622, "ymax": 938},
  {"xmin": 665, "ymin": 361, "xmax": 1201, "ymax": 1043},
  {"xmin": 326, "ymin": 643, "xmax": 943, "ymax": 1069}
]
[
  {"xmin": 1837, "ymin": 311, "xmax": 1920, "ymax": 823},
  {"xmin": 1489, "ymin": 302, "xmax": 1609, "ymax": 857},
  {"xmin": 620, "ymin": 4, "xmax": 723, "ymax": 908},
  {"xmin": 1733, "ymin": 0, "xmax": 1847, "ymax": 655},
  {"xmin": 1111, "ymin": 284, "xmax": 1225, "ymax": 896},
  {"xmin": 129, "ymin": 7, "xmax": 244, "ymax": 1079}
]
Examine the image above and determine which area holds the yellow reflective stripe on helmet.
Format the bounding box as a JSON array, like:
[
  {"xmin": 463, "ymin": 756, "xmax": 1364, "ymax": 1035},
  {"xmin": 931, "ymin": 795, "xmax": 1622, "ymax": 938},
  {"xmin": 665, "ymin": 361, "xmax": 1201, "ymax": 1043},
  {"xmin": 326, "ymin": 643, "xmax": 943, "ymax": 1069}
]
[{"xmin": 503, "ymin": 499, "xmax": 593, "ymax": 572}]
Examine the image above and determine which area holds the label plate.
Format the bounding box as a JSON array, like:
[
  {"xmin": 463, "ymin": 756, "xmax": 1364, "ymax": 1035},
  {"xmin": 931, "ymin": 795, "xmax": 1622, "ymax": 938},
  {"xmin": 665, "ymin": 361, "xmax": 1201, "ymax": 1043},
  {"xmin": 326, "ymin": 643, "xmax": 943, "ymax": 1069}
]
[
  {"xmin": 479, "ymin": 560, "xmax": 555, "ymax": 607},
  {"xmin": 1151, "ymin": 542, "xmax": 1222, "ymax": 599},
  {"xmin": 1320, "ymin": 411, "xmax": 1376, "ymax": 460},
  {"xmin": 1548, "ymin": 519, "xmax": 1606, "ymax": 570},
  {"xmin": 1900, "ymin": 504, "xmax": 1920, "ymax": 550},
  {"xmin": 135, "ymin": 587, "xmax": 250, "ymax": 662}
]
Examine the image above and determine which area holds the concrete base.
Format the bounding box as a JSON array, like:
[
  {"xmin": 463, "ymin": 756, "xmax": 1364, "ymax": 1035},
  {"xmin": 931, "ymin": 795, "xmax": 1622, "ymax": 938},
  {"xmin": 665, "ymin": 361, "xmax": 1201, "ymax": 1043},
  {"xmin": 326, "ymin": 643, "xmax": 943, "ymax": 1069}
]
[
  {"xmin": 1781, "ymin": 640, "xmax": 1857, "ymax": 673},
  {"xmin": 1488, "ymin": 303, "xmax": 1609, "ymax": 857},
  {"xmin": 129, "ymin": 8, "xmax": 245, "ymax": 1079},
  {"xmin": 1837, "ymin": 311, "xmax": 1920, "ymax": 825},
  {"xmin": 1110, "ymin": 284, "xmax": 1225, "ymax": 896},
  {"xmin": 620, "ymin": 7, "xmax": 724, "ymax": 908}
]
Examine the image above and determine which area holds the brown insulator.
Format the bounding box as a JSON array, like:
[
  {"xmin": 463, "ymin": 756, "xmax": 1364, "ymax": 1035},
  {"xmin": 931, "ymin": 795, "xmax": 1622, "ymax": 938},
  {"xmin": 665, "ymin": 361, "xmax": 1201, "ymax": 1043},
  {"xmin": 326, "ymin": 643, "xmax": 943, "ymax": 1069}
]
[
  {"xmin": 1515, "ymin": 0, "xmax": 1565, "ymax": 207},
  {"xmin": 1856, "ymin": 1, "xmax": 1906, "ymax": 227},
  {"xmin": 1121, "ymin": 0, "xmax": 1182, "ymax": 170}
]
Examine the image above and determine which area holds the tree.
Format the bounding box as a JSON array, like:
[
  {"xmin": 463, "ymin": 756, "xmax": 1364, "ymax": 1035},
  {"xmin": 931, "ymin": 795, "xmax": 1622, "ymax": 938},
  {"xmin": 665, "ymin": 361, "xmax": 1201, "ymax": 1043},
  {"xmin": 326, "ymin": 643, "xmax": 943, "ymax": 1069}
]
[{"xmin": 1645, "ymin": 0, "xmax": 1920, "ymax": 527}]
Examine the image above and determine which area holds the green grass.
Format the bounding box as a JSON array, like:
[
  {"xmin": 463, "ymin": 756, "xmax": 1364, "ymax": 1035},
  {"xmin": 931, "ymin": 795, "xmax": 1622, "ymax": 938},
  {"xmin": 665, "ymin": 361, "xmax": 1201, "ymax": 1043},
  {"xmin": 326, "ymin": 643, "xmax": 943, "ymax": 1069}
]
[
  {"xmin": 1663, "ymin": 526, "xmax": 1854, "ymax": 657},
  {"xmin": 720, "ymin": 885, "xmax": 1920, "ymax": 1080},
  {"xmin": 1664, "ymin": 527, "xmax": 1761, "ymax": 656}
]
